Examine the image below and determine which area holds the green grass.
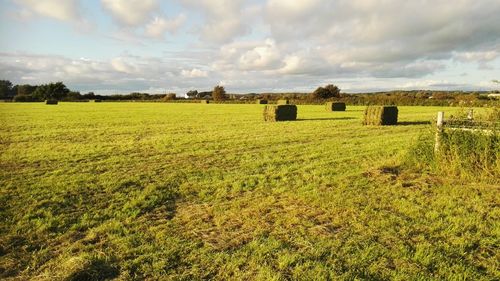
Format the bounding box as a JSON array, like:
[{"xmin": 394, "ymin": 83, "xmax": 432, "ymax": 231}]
[{"xmin": 0, "ymin": 103, "xmax": 498, "ymax": 280}]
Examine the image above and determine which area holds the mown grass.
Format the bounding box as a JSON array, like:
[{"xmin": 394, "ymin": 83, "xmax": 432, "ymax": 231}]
[{"xmin": 0, "ymin": 103, "xmax": 498, "ymax": 280}]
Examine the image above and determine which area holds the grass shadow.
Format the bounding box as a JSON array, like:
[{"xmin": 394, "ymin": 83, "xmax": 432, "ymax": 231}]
[
  {"xmin": 297, "ymin": 117, "xmax": 356, "ymax": 121},
  {"xmin": 65, "ymin": 258, "xmax": 119, "ymax": 281},
  {"xmin": 398, "ymin": 121, "xmax": 431, "ymax": 126}
]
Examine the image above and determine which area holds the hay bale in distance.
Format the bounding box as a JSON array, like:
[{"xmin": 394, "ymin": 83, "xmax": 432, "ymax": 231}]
[
  {"xmin": 256, "ymin": 99, "xmax": 268, "ymax": 104},
  {"xmin": 363, "ymin": 106, "xmax": 398, "ymax": 125},
  {"xmin": 45, "ymin": 99, "xmax": 58, "ymax": 105},
  {"xmin": 201, "ymin": 100, "xmax": 210, "ymax": 104},
  {"xmin": 277, "ymin": 99, "xmax": 290, "ymax": 105},
  {"xmin": 90, "ymin": 99, "xmax": 102, "ymax": 103},
  {"xmin": 325, "ymin": 102, "xmax": 346, "ymax": 112},
  {"xmin": 264, "ymin": 105, "xmax": 297, "ymax": 122}
]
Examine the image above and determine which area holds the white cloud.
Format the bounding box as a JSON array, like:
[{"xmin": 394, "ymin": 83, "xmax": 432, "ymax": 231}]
[
  {"xmin": 101, "ymin": 0, "xmax": 158, "ymax": 26},
  {"xmin": 454, "ymin": 51, "xmax": 499, "ymax": 63},
  {"xmin": 266, "ymin": 0, "xmax": 323, "ymax": 20},
  {"xmin": 238, "ymin": 39, "xmax": 281, "ymax": 70},
  {"xmin": 14, "ymin": 0, "xmax": 80, "ymax": 22},
  {"xmin": 3, "ymin": 0, "xmax": 500, "ymax": 93},
  {"xmin": 0, "ymin": 52, "xmax": 219, "ymax": 93},
  {"xmin": 110, "ymin": 57, "xmax": 137, "ymax": 74},
  {"xmin": 179, "ymin": 0, "xmax": 252, "ymax": 43},
  {"xmin": 181, "ymin": 68, "xmax": 208, "ymax": 78},
  {"xmin": 145, "ymin": 15, "xmax": 186, "ymax": 39},
  {"xmin": 264, "ymin": 0, "xmax": 500, "ymax": 71}
]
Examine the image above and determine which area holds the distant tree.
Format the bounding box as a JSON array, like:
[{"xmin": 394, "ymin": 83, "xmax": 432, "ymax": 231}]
[
  {"xmin": 66, "ymin": 91, "xmax": 82, "ymax": 101},
  {"xmin": 492, "ymin": 80, "xmax": 499, "ymax": 84},
  {"xmin": 186, "ymin": 90, "xmax": 198, "ymax": 99},
  {"xmin": 32, "ymin": 82, "xmax": 70, "ymax": 100},
  {"xmin": 432, "ymin": 92, "xmax": 452, "ymax": 100},
  {"xmin": 324, "ymin": 84, "xmax": 341, "ymax": 97},
  {"xmin": 16, "ymin": 84, "xmax": 37, "ymax": 96},
  {"xmin": 163, "ymin": 93, "xmax": 177, "ymax": 100},
  {"xmin": 198, "ymin": 91, "xmax": 212, "ymax": 99},
  {"xmin": 259, "ymin": 93, "xmax": 271, "ymax": 100},
  {"xmin": 82, "ymin": 92, "xmax": 96, "ymax": 99},
  {"xmin": 0, "ymin": 80, "xmax": 13, "ymax": 99},
  {"xmin": 13, "ymin": 95, "xmax": 36, "ymax": 102},
  {"xmin": 309, "ymin": 84, "xmax": 341, "ymax": 100},
  {"xmin": 212, "ymin": 85, "xmax": 227, "ymax": 101}
]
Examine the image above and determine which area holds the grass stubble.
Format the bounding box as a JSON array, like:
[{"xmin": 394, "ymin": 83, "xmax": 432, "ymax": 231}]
[{"xmin": 0, "ymin": 103, "xmax": 498, "ymax": 280}]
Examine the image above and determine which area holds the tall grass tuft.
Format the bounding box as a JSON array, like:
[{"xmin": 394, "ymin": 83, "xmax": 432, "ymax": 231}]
[
  {"xmin": 405, "ymin": 108, "xmax": 499, "ymax": 182},
  {"xmin": 438, "ymin": 130, "xmax": 499, "ymax": 180}
]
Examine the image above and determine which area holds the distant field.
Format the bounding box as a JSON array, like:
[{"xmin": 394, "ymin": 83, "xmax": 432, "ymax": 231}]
[{"xmin": 0, "ymin": 103, "xmax": 498, "ymax": 280}]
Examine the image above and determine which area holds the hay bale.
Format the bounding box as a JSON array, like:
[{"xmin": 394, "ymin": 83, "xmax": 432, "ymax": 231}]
[
  {"xmin": 201, "ymin": 100, "xmax": 210, "ymax": 104},
  {"xmin": 325, "ymin": 102, "xmax": 346, "ymax": 112},
  {"xmin": 256, "ymin": 99, "xmax": 268, "ymax": 104},
  {"xmin": 277, "ymin": 99, "xmax": 290, "ymax": 105},
  {"xmin": 90, "ymin": 99, "xmax": 102, "ymax": 103},
  {"xmin": 263, "ymin": 105, "xmax": 297, "ymax": 122},
  {"xmin": 363, "ymin": 106, "xmax": 398, "ymax": 125},
  {"xmin": 45, "ymin": 99, "xmax": 58, "ymax": 105}
]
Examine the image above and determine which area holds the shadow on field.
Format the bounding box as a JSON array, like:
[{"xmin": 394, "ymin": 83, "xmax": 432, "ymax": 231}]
[
  {"xmin": 297, "ymin": 117, "xmax": 356, "ymax": 121},
  {"xmin": 398, "ymin": 121, "xmax": 431, "ymax": 126}
]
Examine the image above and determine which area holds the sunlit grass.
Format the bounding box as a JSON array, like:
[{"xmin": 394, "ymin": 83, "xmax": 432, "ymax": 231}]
[{"xmin": 0, "ymin": 103, "xmax": 498, "ymax": 280}]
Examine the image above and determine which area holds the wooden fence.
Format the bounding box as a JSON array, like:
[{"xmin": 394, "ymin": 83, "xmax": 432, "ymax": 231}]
[{"xmin": 435, "ymin": 110, "xmax": 498, "ymax": 152}]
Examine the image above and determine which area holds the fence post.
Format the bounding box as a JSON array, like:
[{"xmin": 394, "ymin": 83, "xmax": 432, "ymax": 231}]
[
  {"xmin": 435, "ymin": 112, "xmax": 444, "ymax": 153},
  {"xmin": 467, "ymin": 109, "xmax": 474, "ymax": 120}
]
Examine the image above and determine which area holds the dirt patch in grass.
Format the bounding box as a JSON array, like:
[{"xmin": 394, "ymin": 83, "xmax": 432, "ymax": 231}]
[{"xmin": 173, "ymin": 194, "xmax": 345, "ymax": 251}]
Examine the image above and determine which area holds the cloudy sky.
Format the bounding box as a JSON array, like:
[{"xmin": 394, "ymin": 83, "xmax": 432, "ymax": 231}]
[{"xmin": 1, "ymin": 0, "xmax": 499, "ymax": 94}]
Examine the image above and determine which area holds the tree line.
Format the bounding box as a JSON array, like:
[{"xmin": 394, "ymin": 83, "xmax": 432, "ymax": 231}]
[
  {"xmin": 1, "ymin": 79, "xmax": 498, "ymax": 106},
  {"xmin": 0, "ymin": 80, "xmax": 229, "ymax": 102}
]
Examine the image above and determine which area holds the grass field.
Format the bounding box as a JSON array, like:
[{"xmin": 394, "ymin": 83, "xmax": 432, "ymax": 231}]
[{"xmin": 0, "ymin": 103, "xmax": 498, "ymax": 280}]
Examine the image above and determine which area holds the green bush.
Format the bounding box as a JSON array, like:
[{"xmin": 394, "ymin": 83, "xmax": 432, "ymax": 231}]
[
  {"xmin": 438, "ymin": 130, "xmax": 499, "ymax": 179},
  {"xmin": 13, "ymin": 95, "xmax": 37, "ymax": 102}
]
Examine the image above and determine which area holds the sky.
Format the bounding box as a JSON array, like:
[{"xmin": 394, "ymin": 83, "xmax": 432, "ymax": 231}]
[{"xmin": 0, "ymin": 0, "xmax": 499, "ymax": 95}]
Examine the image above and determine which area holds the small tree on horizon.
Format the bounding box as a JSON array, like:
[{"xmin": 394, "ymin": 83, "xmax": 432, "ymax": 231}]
[
  {"xmin": 309, "ymin": 84, "xmax": 341, "ymax": 100},
  {"xmin": 186, "ymin": 90, "xmax": 198, "ymax": 99},
  {"xmin": 164, "ymin": 93, "xmax": 176, "ymax": 100},
  {"xmin": 32, "ymin": 82, "xmax": 70, "ymax": 100},
  {"xmin": 212, "ymin": 85, "xmax": 227, "ymax": 101}
]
